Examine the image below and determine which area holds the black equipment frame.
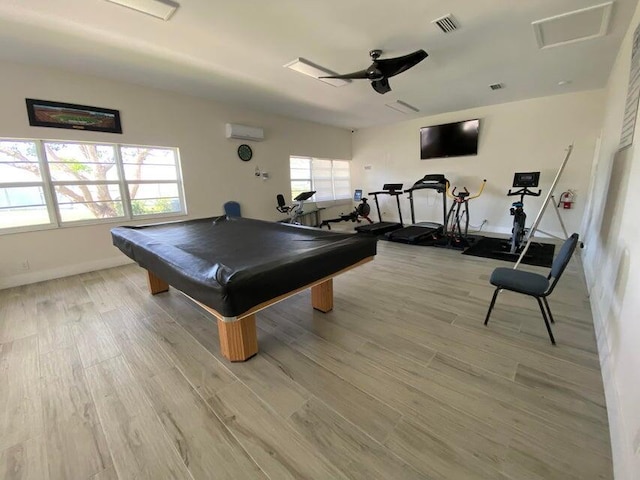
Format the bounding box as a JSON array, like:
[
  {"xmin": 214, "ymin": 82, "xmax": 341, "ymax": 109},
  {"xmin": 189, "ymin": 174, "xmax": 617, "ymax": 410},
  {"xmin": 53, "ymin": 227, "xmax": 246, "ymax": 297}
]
[
  {"xmin": 386, "ymin": 174, "xmax": 449, "ymax": 244},
  {"xmin": 354, "ymin": 183, "xmax": 404, "ymax": 235},
  {"xmin": 506, "ymin": 174, "xmax": 541, "ymax": 254}
]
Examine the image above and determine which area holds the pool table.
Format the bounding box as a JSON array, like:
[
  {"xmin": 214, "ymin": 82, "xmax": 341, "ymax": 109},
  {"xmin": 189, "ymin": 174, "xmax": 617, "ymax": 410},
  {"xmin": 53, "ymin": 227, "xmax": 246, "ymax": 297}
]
[{"xmin": 111, "ymin": 216, "xmax": 377, "ymax": 361}]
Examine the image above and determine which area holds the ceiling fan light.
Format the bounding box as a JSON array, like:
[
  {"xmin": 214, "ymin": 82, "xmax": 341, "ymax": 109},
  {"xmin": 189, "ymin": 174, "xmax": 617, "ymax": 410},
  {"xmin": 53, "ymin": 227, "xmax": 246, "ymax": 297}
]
[
  {"xmin": 371, "ymin": 78, "xmax": 391, "ymax": 94},
  {"xmin": 105, "ymin": 0, "xmax": 179, "ymax": 21},
  {"xmin": 284, "ymin": 58, "xmax": 351, "ymax": 87}
]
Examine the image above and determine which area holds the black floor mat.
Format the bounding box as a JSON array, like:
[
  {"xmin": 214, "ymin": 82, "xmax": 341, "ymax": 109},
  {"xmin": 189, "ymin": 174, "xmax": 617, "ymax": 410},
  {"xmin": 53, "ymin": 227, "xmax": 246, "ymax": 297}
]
[{"xmin": 462, "ymin": 236, "xmax": 556, "ymax": 268}]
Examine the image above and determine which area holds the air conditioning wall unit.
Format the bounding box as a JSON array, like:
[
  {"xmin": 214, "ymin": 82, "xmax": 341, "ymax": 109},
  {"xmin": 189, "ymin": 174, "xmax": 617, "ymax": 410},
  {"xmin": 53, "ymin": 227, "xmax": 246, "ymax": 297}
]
[{"xmin": 225, "ymin": 123, "xmax": 265, "ymax": 141}]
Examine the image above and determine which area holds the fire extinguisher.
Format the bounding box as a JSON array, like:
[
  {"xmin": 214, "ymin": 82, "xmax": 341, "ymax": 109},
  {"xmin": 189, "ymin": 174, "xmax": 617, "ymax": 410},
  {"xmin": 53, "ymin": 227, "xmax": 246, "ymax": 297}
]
[{"xmin": 558, "ymin": 190, "xmax": 575, "ymax": 209}]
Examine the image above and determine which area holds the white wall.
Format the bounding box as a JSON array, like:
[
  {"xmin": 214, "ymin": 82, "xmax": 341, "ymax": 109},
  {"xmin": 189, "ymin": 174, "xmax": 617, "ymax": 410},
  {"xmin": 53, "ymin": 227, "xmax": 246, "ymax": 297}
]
[
  {"xmin": 582, "ymin": 3, "xmax": 640, "ymax": 478},
  {"xmin": 351, "ymin": 90, "xmax": 605, "ymax": 237},
  {"xmin": 0, "ymin": 61, "xmax": 351, "ymax": 288}
]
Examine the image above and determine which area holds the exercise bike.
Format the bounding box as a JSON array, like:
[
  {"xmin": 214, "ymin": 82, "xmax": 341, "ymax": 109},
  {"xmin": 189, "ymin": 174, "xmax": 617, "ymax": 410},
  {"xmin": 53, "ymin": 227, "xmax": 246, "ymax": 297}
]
[
  {"xmin": 276, "ymin": 191, "xmax": 316, "ymax": 224},
  {"xmin": 320, "ymin": 190, "xmax": 373, "ymax": 230},
  {"xmin": 506, "ymin": 172, "xmax": 541, "ymax": 254},
  {"xmin": 444, "ymin": 179, "xmax": 486, "ymax": 248}
]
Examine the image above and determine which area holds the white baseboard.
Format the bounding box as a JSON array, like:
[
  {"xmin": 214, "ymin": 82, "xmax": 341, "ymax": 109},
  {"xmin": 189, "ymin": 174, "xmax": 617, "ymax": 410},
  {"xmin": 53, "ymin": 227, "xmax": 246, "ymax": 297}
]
[
  {"xmin": 0, "ymin": 256, "xmax": 134, "ymax": 290},
  {"xmin": 587, "ymin": 274, "xmax": 631, "ymax": 480}
]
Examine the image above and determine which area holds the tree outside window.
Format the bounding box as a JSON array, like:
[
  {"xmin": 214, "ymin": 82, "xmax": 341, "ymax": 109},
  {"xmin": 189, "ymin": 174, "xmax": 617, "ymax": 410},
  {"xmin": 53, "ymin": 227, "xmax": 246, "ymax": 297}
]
[{"xmin": 0, "ymin": 139, "xmax": 185, "ymax": 233}]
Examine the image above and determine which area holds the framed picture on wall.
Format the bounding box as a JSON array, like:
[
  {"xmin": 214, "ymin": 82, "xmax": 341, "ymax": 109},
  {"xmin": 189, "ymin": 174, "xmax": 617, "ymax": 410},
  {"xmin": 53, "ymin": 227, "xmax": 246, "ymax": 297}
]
[{"xmin": 25, "ymin": 98, "xmax": 123, "ymax": 134}]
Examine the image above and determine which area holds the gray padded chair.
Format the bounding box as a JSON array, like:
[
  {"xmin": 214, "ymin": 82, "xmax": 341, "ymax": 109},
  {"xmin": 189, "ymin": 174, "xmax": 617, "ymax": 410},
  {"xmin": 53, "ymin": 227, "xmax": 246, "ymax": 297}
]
[
  {"xmin": 223, "ymin": 201, "xmax": 241, "ymax": 217},
  {"xmin": 484, "ymin": 233, "xmax": 580, "ymax": 345}
]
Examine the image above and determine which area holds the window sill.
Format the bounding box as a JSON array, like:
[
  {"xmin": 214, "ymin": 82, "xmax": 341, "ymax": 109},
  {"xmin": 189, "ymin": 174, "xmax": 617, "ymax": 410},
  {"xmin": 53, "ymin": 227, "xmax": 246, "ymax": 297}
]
[
  {"xmin": 0, "ymin": 211, "xmax": 188, "ymax": 236},
  {"xmin": 316, "ymin": 199, "xmax": 353, "ymax": 209}
]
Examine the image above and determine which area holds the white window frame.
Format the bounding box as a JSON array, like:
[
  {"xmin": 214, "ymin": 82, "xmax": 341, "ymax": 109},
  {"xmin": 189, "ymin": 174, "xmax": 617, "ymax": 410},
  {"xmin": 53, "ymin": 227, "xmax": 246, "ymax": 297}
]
[
  {"xmin": 0, "ymin": 138, "xmax": 187, "ymax": 235},
  {"xmin": 289, "ymin": 156, "xmax": 352, "ymax": 206}
]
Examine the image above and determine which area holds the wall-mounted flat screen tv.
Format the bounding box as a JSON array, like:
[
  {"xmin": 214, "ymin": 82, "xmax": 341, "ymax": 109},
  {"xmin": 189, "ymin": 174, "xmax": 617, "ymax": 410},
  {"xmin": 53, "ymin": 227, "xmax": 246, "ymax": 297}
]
[{"xmin": 420, "ymin": 119, "xmax": 480, "ymax": 159}]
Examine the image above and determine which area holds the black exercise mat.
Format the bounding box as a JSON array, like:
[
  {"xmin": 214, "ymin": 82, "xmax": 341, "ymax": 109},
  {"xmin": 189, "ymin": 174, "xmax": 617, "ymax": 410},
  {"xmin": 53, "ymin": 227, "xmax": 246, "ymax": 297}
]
[{"xmin": 462, "ymin": 236, "xmax": 555, "ymax": 268}]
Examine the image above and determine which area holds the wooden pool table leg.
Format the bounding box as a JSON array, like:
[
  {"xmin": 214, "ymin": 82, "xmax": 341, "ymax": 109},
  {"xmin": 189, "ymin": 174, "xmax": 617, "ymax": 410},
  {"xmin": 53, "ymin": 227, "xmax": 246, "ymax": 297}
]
[
  {"xmin": 217, "ymin": 315, "xmax": 259, "ymax": 362},
  {"xmin": 311, "ymin": 278, "xmax": 333, "ymax": 313},
  {"xmin": 147, "ymin": 270, "xmax": 169, "ymax": 294}
]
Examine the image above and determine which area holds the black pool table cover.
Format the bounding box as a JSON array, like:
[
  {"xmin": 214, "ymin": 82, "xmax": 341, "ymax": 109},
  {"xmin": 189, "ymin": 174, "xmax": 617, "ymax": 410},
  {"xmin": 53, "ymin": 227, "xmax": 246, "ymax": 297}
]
[{"xmin": 111, "ymin": 216, "xmax": 377, "ymax": 318}]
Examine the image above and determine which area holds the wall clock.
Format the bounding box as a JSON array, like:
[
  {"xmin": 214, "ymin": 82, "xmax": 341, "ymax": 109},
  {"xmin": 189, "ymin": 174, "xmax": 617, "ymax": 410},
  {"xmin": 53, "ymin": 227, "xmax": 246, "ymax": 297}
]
[{"xmin": 237, "ymin": 144, "xmax": 253, "ymax": 162}]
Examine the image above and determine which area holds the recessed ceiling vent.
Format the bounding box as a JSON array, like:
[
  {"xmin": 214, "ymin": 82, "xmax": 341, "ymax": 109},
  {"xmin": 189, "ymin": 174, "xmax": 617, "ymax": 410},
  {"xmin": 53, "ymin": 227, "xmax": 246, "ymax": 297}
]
[
  {"xmin": 105, "ymin": 0, "xmax": 179, "ymax": 21},
  {"xmin": 489, "ymin": 83, "xmax": 504, "ymax": 90},
  {"xmin": 532, "ymin": 2, "xmax": 613, "ymax": 49},
  {"xmin": 386, "ymin": 100, "xmax": 420, "ymax": 114},
  {"xmin": 432, "ymin": 14, "xmax": 459, "ymax": 33}
]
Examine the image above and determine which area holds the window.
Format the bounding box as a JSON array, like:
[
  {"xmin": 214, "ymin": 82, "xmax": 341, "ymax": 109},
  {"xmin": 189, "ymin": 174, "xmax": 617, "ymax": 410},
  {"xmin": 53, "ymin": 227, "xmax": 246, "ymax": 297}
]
[
  {"xmin": 289, "ymin": 156, "xmax": 351, "ymax": 202},
  {"xmin": 0, "ymin": 140, "xmax": 49, "ymax": 230},
  {"xmin": 0, "ymin": 139, "xmax": 185, "ymax": 233}
]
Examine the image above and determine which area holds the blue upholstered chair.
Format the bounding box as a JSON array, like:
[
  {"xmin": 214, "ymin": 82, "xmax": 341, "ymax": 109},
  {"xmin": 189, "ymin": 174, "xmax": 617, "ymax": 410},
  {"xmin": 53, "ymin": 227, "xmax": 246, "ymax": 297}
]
[
  {"xmin": 484, "ymin": 233, "xmax": 580, "ymax": 345},
  {"xmin": 223, "ymin": 201, "xmax": 241, "ymax": 217}
]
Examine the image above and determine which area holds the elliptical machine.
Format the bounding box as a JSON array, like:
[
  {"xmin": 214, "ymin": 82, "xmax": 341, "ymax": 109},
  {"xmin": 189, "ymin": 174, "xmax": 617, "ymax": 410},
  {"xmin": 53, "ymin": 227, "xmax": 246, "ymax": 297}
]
[
  {"xmin": 506, "ymin": 172, "xmax": 541, "ymax": 254},
  {"xmin": 445, "ymin": 179, "xmax": 486, "ymax": 248}
]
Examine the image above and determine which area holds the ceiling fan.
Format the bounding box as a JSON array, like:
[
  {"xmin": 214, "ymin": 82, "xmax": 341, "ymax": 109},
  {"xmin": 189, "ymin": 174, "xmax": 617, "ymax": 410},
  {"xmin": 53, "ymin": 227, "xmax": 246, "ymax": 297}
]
[{"xmin": 321, "ymin": 49, "xmax": 428, "ymax": 94}]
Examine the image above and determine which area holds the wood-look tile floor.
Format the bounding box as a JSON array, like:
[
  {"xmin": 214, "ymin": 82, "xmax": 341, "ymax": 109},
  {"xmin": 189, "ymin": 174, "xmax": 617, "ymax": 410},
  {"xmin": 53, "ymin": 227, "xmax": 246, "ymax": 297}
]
[{"xmin": 0, "ymin": 240, "xmax": 612, "ymax": 479}]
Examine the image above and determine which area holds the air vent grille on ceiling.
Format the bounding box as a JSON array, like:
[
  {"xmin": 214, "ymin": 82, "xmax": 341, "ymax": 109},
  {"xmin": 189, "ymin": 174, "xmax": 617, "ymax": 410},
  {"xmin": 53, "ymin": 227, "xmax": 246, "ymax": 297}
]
[
  {"xmin": 489, "ymin": 83, "xmax": 504, "ymax": 90},
  {"xmin": 432, "ymin": 14, "xmax": 459, "ymax": 33},
  {"xmin": 532, "ymin": 2, "xmax": 613, "ymax": 49},
  {"xmin": 105, "ymin": 0, "xmax": 179, "ymax": 21},
  {"xmin": 385, "ymin": 100, "xmax": 420, "ymax": 114}
]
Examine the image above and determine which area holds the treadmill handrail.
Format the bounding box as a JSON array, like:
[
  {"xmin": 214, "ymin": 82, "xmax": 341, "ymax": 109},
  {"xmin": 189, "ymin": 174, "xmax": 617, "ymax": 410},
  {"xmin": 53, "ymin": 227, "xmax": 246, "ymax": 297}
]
[
  {"xmin": 367, "ymin": 185, "xmax": 404, "ymax": 224},
  {"xmin": 403, "ymin": 176, "xmax": 449, "ymax": 225}
]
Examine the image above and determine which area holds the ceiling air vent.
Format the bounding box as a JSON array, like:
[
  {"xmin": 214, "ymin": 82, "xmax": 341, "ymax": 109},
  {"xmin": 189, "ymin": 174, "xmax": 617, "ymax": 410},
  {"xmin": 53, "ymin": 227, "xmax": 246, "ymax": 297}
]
[
  {"xmin": 489, "ymin": 83, "xmax": 504, "ymax": 90},
  {"xmin": 385, "ymin": 100, "xmax": 420, "ymax": 114},
  {"xmin": 432, "ymin": 14, "xmax": 459, "ymax": 33}
]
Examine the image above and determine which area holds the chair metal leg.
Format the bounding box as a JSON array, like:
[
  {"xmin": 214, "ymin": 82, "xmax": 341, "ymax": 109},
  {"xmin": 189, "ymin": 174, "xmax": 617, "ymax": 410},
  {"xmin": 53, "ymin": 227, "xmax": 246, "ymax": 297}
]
[
  {"xmin": 536, "ymin": 297, "xmax": 556, "ymax": 345},
  {"xmin": 542, "ymin": 297, "xmax": 555, "ymax": 324},
  {"xmin": 484, "ymin": 288, "xmax": 501, "ymax": 325}
]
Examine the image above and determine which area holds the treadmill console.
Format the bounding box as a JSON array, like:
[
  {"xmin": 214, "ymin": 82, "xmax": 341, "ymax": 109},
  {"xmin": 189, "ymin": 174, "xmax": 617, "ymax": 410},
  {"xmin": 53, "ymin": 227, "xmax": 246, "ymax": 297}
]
[
  {"xmin": 409, "ymin": 174, "xmax": 448, "ymax": 192},
  {"xmin": 512, "ymin": 172, "xmax": 540, "ymax": 188},
  {"xmin": 421, "ymin": 174, "xmax": 446, "ymax": 183},
  {"xmin": 382, "ymin": 183, "xmax": 403, "ymax": 193}
]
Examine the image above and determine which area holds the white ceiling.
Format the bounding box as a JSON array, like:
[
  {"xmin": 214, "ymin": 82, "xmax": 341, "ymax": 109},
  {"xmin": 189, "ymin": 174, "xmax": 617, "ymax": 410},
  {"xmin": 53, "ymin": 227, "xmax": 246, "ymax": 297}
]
[{"xmin": 0, "ymin": 0, "xmax": 637, "ymax": 129}]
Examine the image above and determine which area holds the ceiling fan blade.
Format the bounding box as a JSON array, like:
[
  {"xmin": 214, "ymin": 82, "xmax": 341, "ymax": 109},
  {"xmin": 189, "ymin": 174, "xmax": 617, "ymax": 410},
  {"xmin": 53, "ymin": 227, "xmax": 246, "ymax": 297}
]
[
  {"xmin": 320, "ymin": 69, "xmax": 370, "ymax": 80},
  {"xmin": 376, "ymin": 49, "xmax": 428, "ymax": 78},
  {"xmin": 371, "ymin": 78, "xmax": 391, "ymax": 94}
]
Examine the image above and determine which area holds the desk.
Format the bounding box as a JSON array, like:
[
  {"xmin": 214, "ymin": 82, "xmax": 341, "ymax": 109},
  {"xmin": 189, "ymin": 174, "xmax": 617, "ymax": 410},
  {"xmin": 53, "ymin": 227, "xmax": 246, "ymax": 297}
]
[{"xmin": 111, "ymin": 216, "xmax": 377, "ymax": 361}]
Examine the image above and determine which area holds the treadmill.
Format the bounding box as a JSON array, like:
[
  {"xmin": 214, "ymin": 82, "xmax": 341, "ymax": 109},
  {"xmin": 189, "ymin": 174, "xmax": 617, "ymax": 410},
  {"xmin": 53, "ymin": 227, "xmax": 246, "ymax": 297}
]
[
  {"xmin": 355, "ymin": 183, "xmax": 404, "ymax": 235},
  {"xmin": 387, "ymin": 174, "xmax": 449, "ymax": 244}
]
